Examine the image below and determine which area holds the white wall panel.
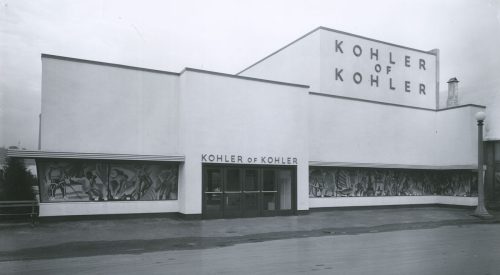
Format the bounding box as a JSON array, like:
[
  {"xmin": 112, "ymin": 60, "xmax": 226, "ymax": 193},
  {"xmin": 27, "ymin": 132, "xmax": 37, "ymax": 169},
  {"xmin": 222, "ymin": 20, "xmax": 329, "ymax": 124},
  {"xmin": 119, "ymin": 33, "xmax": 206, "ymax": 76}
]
[{"xmin": 41, "ymin": 57, "xmax": 180, "ymax": 155}]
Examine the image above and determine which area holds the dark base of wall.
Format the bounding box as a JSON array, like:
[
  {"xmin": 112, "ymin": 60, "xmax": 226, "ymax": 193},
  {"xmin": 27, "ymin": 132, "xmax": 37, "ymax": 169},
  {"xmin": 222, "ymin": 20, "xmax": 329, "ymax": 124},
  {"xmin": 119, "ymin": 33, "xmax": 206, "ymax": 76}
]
[
  {"xmin": 0, "ymin": 215, "xmax": 36, "ymax": 222},
  {"xmin": 175, "ymin": 213, "xmax": 202, "ymax": 220},
  {"xmin": 310, "ymin": 203, "xmax": 475, "ymax": 212},
  {"xmin": 11, "ymin": 204, "xmax": 477, "ymax": 223}
]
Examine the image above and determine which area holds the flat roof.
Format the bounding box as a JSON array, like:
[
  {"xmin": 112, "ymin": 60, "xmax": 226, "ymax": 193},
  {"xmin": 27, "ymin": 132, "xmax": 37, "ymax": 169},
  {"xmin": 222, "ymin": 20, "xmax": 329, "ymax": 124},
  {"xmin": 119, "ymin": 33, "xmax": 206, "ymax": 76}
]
[{"xmin": 237, "ymin": 26, "xmax": 438, "ymax": 75}]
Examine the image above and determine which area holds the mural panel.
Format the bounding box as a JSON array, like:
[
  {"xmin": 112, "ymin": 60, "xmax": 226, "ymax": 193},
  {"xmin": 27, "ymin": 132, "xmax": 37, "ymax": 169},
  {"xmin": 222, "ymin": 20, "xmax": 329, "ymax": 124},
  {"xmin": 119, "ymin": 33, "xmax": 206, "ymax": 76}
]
[
  {"xmin": 38, "ymin": 160, "xmax": 108, "ymax": 202},
  {"xmin": 108, "ymin": 163, "xmax": 178, "ymax": 201},
  {"xmin": 37, "ymin": 160, "xmax": 178, "ymax": 202},
  {"xmin": 309, "ymin": 167, "xmax": 477, "ymax": 198}
]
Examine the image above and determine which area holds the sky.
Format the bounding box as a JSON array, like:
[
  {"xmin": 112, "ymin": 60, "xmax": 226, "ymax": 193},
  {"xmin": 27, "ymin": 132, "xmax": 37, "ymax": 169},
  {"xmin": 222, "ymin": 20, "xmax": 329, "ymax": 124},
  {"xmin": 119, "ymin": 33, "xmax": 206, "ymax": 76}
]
[{"xmin": 1, "ymin": 0, "xmax": 500, "ymax": 149}]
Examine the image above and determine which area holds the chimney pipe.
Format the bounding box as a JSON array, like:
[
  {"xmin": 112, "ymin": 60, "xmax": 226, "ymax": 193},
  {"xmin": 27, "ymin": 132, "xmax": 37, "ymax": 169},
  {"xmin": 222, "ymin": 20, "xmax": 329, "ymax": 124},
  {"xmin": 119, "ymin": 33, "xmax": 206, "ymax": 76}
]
[{"xmin": 446, "ymin": 77, "xmax": 459, "ymax": 107}]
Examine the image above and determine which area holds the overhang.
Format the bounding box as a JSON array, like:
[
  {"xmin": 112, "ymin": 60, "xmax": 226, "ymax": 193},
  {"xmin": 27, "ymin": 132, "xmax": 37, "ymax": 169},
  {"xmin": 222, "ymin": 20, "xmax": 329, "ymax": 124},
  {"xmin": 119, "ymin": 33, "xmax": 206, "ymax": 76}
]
[
  {"xmin": 309, "ymin": 161, "xmax": 477, "ymax": 170},
  {"xmin": 7, "ymin": 150, "xmax": 184, "ymax": 162}
]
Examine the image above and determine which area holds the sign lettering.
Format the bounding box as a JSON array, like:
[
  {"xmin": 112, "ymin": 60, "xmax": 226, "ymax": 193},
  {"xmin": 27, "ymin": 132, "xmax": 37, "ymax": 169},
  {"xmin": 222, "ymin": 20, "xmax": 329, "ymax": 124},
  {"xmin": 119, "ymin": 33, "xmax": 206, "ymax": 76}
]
[{"xmin": 201, "ymin": 154, "xmax": 298, "ymax": 165}]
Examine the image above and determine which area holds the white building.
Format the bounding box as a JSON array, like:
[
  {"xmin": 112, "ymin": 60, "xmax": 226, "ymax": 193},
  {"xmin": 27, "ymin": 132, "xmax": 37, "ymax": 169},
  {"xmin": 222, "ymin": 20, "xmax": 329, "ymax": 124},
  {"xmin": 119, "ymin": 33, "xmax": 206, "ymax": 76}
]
[{"xmin": 10, "ymin": 27, "xmax": 500, "ymax": 219}]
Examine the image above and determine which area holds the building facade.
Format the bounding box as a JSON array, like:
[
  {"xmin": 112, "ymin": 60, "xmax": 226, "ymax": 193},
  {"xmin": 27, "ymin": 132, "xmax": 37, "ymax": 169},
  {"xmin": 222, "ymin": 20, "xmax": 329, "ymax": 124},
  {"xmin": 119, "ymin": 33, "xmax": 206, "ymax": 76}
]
[{"xmin": 10, "ymin": 27, "xmax": 498, "ymax": 218}]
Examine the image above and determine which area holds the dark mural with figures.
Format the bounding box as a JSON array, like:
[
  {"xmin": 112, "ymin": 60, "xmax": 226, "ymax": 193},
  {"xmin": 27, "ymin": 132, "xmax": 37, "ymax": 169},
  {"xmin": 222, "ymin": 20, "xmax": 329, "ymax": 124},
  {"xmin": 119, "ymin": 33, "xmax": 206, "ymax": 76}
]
[
  {"xmin": 309, "ymin": 167, "xmax": 477, "ymax": 198},
  {"xmin": 37, "ymin": 160, "xmax": 178, "ymax": 202}
]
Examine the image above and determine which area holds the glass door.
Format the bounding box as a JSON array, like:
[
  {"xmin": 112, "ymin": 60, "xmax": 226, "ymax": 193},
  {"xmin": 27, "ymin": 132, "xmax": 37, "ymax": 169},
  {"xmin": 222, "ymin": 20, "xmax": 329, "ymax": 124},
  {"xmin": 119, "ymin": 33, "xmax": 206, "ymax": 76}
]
[
  {"xmin": 277, "ymin": 169, "xmax": 293, "ymax": 212},
  {"xmin": 203, "ymin": 168, "xmax": 223, "ymax": 219},
  {"xmin": 203, "ymin": 165, "xmax": 296, "ymax": 219},
  {"xmin": 262, "ymin": 169, "xmax": 277, "ymax": 216},
  {"xmin": 243, "ymin": 169, "xmax": 260, "ymax": 217},
  {"xmin": 223, "ymin": 168, "xmax": 242, "ymax": 218}
]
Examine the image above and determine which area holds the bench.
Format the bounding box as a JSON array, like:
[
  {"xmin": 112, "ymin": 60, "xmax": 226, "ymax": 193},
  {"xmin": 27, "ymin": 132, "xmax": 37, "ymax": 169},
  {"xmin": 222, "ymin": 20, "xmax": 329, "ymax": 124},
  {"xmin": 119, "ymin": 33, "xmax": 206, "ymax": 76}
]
[{"xmin": 0, "ymin": 200, "xmax": 39, "ymax": 225}]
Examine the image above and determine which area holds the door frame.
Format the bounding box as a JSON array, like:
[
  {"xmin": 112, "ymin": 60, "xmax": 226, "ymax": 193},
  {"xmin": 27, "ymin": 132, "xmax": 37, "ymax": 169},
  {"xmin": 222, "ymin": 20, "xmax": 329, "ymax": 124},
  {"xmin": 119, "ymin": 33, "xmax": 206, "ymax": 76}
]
[
  {"xmin": 202, "ymin": 166, "xmax": 224, "ymax": 219},
  {"xmin": 202, "ymin": 164, "xmax": 297, "ymax": 219}
]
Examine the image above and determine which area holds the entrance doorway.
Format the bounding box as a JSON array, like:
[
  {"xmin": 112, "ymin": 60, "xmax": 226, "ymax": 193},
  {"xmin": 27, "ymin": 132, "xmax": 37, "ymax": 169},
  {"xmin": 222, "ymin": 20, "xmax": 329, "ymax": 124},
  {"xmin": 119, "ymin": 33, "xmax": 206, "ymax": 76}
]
[{"xmin": 202, "ymin": 165, "xmax": 296, "ymax": 219}]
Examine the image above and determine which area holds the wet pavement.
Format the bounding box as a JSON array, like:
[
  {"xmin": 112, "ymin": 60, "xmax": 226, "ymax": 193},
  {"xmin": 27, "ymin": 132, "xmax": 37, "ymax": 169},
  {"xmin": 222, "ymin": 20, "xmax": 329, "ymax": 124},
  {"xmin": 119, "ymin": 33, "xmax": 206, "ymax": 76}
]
[
  {"xmin": 3, "ymin": 223, "xmax": 500, "ymax": 275},
  {"xmin": 1, "ymin": 206, "xmax": 499, "ymax": 262}
]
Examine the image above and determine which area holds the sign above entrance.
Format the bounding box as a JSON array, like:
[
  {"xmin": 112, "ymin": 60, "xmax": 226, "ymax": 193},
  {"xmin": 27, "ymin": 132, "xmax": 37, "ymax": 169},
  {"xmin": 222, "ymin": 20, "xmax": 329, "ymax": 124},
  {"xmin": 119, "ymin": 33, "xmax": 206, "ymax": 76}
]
[{"xmin": 202, "ymin": 154, "xmax": 298, "ymax": 165}]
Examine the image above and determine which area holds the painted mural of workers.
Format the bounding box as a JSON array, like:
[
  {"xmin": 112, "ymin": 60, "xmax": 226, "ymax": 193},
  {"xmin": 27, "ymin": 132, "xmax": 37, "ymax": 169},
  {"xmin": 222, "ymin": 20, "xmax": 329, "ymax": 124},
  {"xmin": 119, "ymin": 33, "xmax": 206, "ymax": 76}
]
[
  {"xmin": 323, "ymin": 170, "xmax": 336, "ymax": 197},
  {"xmin": 136, "ymin": 166, "xmax": 153, "ymax": 200},
  {"xmin": 336, "ymin": 170, "xmax": 352, "ymax": 196},
  {"xmin": 85, "ymin": 171, "xmax": 99, "ymax": 200},
  {"xmin": 108, "ymin": 168, "xmax": 130, "ymax": 200},
  {"xmin": 354, "ymin": 175, "xmax": 367, "ymax": 196},
  {"xmin": 156, "ymin": 169, "xmax": 176, "ymax": 200},
  {"xmin": 373, "ymin": 170, "xmax": 384, "ymax": 196},
  {"xmin": 70, "ymin": 171, "xmax": 105, "ymax": 201},
  {"xmin": 406, "ymin": 176, "xmax": 421, "ymax": 196},
  {"xmin": 47, "ymin": 165, "xmax": 67, "ymax": 200},
  {"xmin": 442, "ymin": 176, "xmax": 454, "ymax": 196},
  {"xmin": 308, "ymin": 167, "xmax": 480, "ymax": 198},
  {"xmin": 400, "ymin": 174, "xmax": 411, "ymax": 196},
  {"xmin": 317, "ymin": 171, "xmax": 328, "ymax": 197},
  {"xmin": 421, "ymin": 173, "xmax": 433, "ymax": 195},
  {"xmin": 383, "ymin": 171, "xmax": 396, "ymax": 196},
  {"xmin": 365, "ymin": 173, "xmax": 375, "ymax": 197},
  {"xmin": 309, "ymin": 170, "xmax": 323, "ymax": 197}
]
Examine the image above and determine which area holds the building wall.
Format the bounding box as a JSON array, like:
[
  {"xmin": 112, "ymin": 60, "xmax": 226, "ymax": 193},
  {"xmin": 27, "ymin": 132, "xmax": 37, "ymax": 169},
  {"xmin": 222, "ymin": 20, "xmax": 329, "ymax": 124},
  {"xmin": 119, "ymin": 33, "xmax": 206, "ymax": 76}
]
[
  {"xmin": 39, "ymin": 24, "xmax": 485, "ymax": 216},
  {"xmin": 40, "ymin": 57, "xmax": 310, "ymax": 216},
  {"xmin": 306, "ymin": 97, "xmax": 482, "ymax": 208},
  {"xmin": 435, "ymin": 106, "xmax": 483, "ymax": 166},
  {"xmin": 41, "ymin": 57, "xmax": 180, "ymax": 155},
  {"xmin": 238, "ymin": 30, "xmax": 321, "ymax": 92},
  {"xmin": 239, "ymin": 27, "xmax": 437, "ymax": 109},
  {"xmin": 309, "ymin": 196, "xmax": 477, "ymax": 208},
  {"xmin": 484, "ymin": 98, "xmax": 500, "ymax": 141},
  {"xmin": 178, "ymin": 70, "xmax": 309, "ymax": 213},
  {"xmin": 309, "ymin": 95, "xmax": 437, "ymax": 166},
  {"xmin": 239, "ymin": 28, "xmax": 481, "ymax": 209},
  {"xmin": 39, "ymin": 201, "xmax": 179, "ymax": 216},
  {"xmin": 309, "ymin": 95, "xmax": 481, "ymax": 167}
]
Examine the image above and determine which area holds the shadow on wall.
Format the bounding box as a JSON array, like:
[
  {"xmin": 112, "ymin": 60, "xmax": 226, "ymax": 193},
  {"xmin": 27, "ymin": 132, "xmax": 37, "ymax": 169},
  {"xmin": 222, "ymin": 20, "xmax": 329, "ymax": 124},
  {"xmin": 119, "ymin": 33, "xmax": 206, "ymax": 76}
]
[{"xmin": 309, "ymin": 167, "xmax": 477, "ymax": 198}]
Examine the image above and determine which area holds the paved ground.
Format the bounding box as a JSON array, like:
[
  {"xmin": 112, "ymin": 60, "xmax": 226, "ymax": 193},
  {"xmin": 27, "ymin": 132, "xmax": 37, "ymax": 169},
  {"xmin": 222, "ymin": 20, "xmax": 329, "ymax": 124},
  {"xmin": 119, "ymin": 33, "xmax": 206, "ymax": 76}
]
[{"xmin": 1, "ymin": 206, "xmax": 500, "ymax": 274}]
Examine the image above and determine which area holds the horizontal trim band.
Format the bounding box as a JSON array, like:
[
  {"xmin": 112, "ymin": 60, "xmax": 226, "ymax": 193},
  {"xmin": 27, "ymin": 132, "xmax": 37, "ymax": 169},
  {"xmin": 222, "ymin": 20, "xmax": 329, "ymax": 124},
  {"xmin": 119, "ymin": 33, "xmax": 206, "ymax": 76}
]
[
  {"xmin": 309, "ymin": 161, "xmax": 477, "ymax": 170},
  {"xmin": 39, "ymin": 200, "xmax": 179, "ymax": 205},
  {"xmin": 309, "ymin": 91, "xmax": 486, "ymax": 111},
  {"xmin": 182, "ymin": 67, "xmax": 309, "ymax": 88},
  {"xmin": 42, "ymin": 54, "xmax": 180, "ymax": 76},
  {"xmin": 308, "ymin": 196, "xmax": 478, "ymax": 208},
  {"xmin": 437, "ymin": 104, "xmax": 486, "ymax": 111},
  {"xmin": 42, "ymin": 54, "xmax": 310, "ymax": 89},
  {"xmin": 7, "ymin": 150, "xmax": 185, "ymax": 162}
]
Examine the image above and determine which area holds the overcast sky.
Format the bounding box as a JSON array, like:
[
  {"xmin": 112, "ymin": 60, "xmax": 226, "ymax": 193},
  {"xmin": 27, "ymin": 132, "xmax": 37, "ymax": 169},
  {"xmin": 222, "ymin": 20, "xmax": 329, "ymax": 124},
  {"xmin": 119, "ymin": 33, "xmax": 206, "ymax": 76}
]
[{"xmin": 1, "ymin": 0, "xmax": 500, "ymax": 149}]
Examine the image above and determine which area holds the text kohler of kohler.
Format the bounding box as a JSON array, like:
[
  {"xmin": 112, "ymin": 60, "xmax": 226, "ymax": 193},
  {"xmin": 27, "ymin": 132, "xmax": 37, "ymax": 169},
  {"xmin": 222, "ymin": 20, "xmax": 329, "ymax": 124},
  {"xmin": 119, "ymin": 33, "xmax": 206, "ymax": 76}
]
[
  {"xmin": 202, "ymin": 154, "xmax": 298, "ymax": 165},
  {"xmin": 334, "ymin": 39, "xmax": 428, "ymax": 94}
]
